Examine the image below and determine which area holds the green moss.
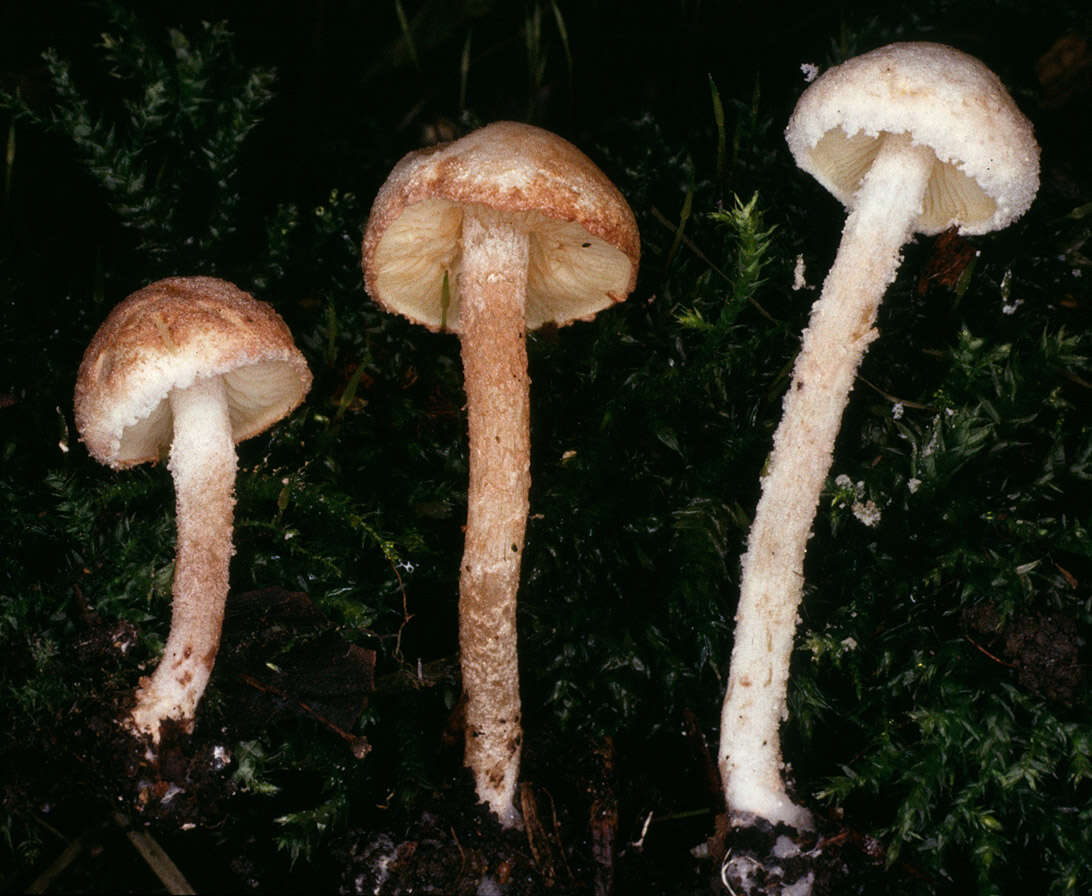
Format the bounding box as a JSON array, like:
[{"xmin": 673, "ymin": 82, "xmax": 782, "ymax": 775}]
[{"xmin": 1, "ymin": 1, "xmax": 1089, "ymax": 891}]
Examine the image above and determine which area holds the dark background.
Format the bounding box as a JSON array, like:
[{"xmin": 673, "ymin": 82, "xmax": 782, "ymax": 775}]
[{"xmin": 1, "ymin": 1, "xmax": 1090, "ymax": 893}]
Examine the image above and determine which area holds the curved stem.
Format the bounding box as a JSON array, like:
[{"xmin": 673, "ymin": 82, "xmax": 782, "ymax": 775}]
[
  {"xmin": 458, "ymin": 207, "xmax": 531, "ymax": 829},
  {"xmin": 129, "ymin": 375, "xmax": 237, "ymax": 740},
  {"xmin": 718, "ymin": 133, "xmax": 934, "ymax": 828}
]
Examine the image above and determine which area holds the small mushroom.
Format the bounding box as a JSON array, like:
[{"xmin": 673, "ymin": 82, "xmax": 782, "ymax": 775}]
[
  {"xmin": 74, "ymin": 277, "xmax": 312, "ymax": 742},
  {"xmin": 362, "ymin": 121, "xmax": 639, "ymax": 827},
  {"xmin": 718, "ymin": 43, "xmax": 1039, "ymax": 829}
]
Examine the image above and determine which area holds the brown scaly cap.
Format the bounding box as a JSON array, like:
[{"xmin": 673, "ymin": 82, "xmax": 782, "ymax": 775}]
[
  {"xmin": 362, "ymin": 121, "xmax": 640, "ymax": 332},
  {"xmin": 74, "ymin": 276, "xmax": 312, "ymax": 469}
]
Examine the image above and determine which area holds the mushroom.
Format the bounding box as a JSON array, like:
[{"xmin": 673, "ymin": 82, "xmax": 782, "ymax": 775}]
[
  {"xmin": 362, "ymin": 121, "xmax": 639, "ymax": 827},
  {"xmin": 718, "ymin": 43, "xmax": 1039, "ymax": 829},
  {"xmin": 74, "ymin": 276, "xmax": 312, "ymax": 742}
]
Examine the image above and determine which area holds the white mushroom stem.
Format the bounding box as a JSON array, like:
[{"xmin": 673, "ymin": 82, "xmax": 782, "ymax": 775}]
[
  {"xmin": 719, "ymin": 132, "xmax": 934, "ymax": 829},
  {"xmin": 129, "ymin": 374, "xmax": 237, "ymax": 740},
  {"xmin": 457, "ymin": 207, "xmax": 531, "ymax": 829}
]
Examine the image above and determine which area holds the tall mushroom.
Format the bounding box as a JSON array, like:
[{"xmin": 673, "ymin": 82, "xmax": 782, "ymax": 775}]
[
  {"xmin": 718, "ymin": 43, "xmax": 1039, "ymax": 829},
  {"xmin": 74, "ymin": 276, "xmax": 312, "ymax": 742},
  {"xmin": 362, "ymin": 121, "xmax": 639, "ymax": 827}
]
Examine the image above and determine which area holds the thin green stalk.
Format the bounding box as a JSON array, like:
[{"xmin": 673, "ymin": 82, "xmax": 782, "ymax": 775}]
[
  {"xmin": 394, "ymin": 0, "xmax": 420, "ymax": 72},
  {"xmin": 709, "ymin": 74, "xmax": 726, "ymax": 182},
  {"xmin": 3, "ymin": 120, "xmax": 13, "ymax": 207},
  {"xmin": 665, "ymin": 176, "xmax": 694, "ymax": 269},
  {"xmin": 459, "ymin": 31, "xmax": 472, "ymax": 114},
  {"xmin": 550, "ymin": 1, "xmax": 573, "ymax": 96}
]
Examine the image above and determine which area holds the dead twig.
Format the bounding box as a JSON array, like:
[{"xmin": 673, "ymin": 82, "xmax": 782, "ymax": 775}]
[
  {"xmin": 856, "ymin": 374, "xmax": 935, "ymax": 411},
  {"xmin": 520, "ymin": 783, "xmax": 557, "ymax": 886},
  {"xmin": 1065, "ymin": 370, "xmax": 1092, "ymax": 391},
  {"xmin": 25, "ymin": 830, "xmax": 88, "ymax": 894},
  {"xmin": 113, "ymin": 813, "xmax": 195, "ymax": 895},
  {"xmin": 543, "ymin": 785, "xmax": 574, "ymax": 884},
  {"xmin": 589, "ymin": 737, "xmax": 618, "ymax": 896},
  {"xmin": 449, "ymin": 824, "xmax": 467, "ymax": 880},
  {"xmin": 965, "ymin": 635, "xmax": 1018, "ymax": 669},
  {"xmin": 239, "ymin": 672, "xmax": 371, "ymax": 758}
]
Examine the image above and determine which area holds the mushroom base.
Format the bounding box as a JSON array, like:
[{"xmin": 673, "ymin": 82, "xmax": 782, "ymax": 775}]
[{"xmin": 129, "ymin": 375, "xmax": 238, "ymax": 741}]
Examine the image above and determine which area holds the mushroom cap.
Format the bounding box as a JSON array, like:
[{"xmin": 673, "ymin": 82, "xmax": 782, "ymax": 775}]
[
  {"xmin": 75, "ymin": 277, "xmax": 313, "ymax": 469},
  {"xmin": 362, "ymin": 121, "xmax": 640, "ymax": 332},
  {"xmin": 785, "ymin": 42, "xmax": 1040, "ymax": 236}
]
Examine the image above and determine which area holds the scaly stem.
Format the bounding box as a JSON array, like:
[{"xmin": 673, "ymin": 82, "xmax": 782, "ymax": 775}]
[
  {"xmin": 129, "ymin": 375, "xmax": 237, "ymax": 740},
  {"xmin": 719, "ymin": 132, "xmax": 934, "ymax": 828},
  {"xmin": 458, "ymin": 207, "xmax": 531, "ymax": 829}
]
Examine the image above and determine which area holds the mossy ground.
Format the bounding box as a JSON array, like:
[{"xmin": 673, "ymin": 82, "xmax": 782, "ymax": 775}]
[{"xmin": 2, "ymin": 2, "xmax": 1090, "ymax": 893}]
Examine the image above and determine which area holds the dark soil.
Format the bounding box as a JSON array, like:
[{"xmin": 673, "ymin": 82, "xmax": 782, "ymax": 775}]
[
  {"xmin": 5, "ymin": 587, "xmax": 896, "ymax": 895},
  {"xmin": 963, "ymin": 602, "xmax": 1083, "ymax": 704}
]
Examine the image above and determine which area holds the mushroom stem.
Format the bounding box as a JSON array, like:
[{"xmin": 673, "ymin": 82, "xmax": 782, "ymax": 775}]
[
  {"xmin": 718, "ymin": 132, "xmax": 934, "ymax": 828},
  {"xmin": 129, "ymin": 374, "xmax": 237, "ymax": 740},
  {"xmin": 457, "ymin": 207, "xmax": 532, "ymax": 829}
]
